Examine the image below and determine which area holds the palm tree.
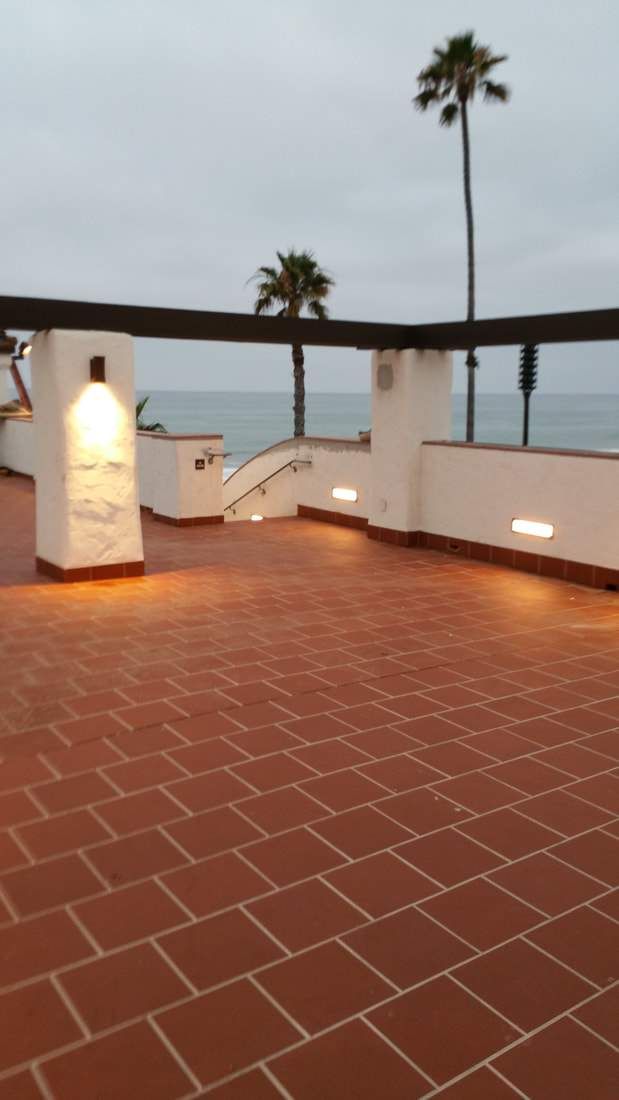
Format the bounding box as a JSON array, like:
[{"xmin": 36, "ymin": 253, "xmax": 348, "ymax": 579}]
[
  {"xmin": 251, "ymin": 250, "xmax": 334, "ymax": 437},
  {"xmin": 414, "ymin": 31, "xmax": 509, "ymax": 441},
  {"xmin": 136, "ymin": 396, "xmax": 167, "ymax": 432}
]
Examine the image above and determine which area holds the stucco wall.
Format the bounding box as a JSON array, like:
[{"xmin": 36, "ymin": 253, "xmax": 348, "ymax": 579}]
[
  {"xmin": 421, "ymin": 442, "xmax": 619, "ymax": 569},
  {"xmin": 0, "ymin": 418, "xmax": 34, "ymax": 476},
  {"xmin": 137, "ymin": 432, "xmax": 223, "ymax": 519},
  {"xmin": 223, "ymin": 437, "xmax": 370, "ymax": 521}
]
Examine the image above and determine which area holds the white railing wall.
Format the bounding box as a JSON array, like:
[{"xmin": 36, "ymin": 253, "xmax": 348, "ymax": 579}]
[
  {"xmin": 0, "ymin": 417, "xmax": 34, "ymax": 476},
  {"xmin": 421, "ymin": 442, "xmax": 619, "ymax": 570}
]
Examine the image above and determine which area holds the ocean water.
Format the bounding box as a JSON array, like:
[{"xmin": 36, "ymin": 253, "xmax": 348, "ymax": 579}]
[{"xmin": 137, "ymin": 391, "xmax": 619, "ymax": 468}]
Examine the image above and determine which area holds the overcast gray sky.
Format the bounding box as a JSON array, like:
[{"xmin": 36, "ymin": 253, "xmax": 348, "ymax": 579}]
[{"xmin": 2, "ymin": 0, "xmax": 617, "ymax": 392}]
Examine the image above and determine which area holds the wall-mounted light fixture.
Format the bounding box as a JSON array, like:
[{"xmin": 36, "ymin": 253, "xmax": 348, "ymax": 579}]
[
  {"xmin": 250, "ymin": 513, "xmax": 264, "ymax": 522},
  {"xmin": 511, "ymin": 518, "xmax": 554, "ymax": 539},
  {"xmin": 90, "ymin": 356, "xmax": 106, "ymax": 384},
  {"xmin": 332, "ymin": 487, "xmax": 358, "ymax": 503}
]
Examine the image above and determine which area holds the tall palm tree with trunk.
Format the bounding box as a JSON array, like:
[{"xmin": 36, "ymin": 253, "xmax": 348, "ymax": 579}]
[
  {"xmin": 251, "ymin": 250, "xmax": 334, "ymax": 437},
  {"xmin": 414, "ymin": 31, "xmax": 509, "ymax": 441}
]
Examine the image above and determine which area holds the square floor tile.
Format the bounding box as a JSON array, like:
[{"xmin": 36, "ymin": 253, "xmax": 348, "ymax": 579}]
[
  {"xmin": 41, "ymin": 1021, "xmax": 191, "ymax": 1100},
  {"xmin": 494, "ymin": 1017, "xmax": 619, "ymax": 1100},
  {"xmin": 257, "ymin": 940, "xmax": 392, "ymax": 1033},
  {"xmin": 0, "ymin": 908, "xmax": 93, "ymax": 988},
  {"xmin": 344, "ymin": 726, "xmax": 424, "ymax": 758},
  {"xmin": 157, "ymin": 979, "xmax": 300, "ymax": 1087},
  {"xmin": 243, "ymin": 827, "xmax": 346, "ymax": 886},
  {"xmin": 516, "ymin": 789, "xmax": 614, "ymax": 836},
  {"xmin": 161, "ymin": 850, "xmax": 271, "ymax": 916},
  {"xmin": 86, "ymin": 829, "xmax": 187, "ymax": 886},
  {"xmin": 312, "ymin": 805, "xmax": 414, "ymax": 858},
  {"xmin": 568, "ymin": 773, "xmax": 619, "ymax": 815},
  {"xmin": 397, "ymin": 827, "xmax": 506, "ymax": 886},
  {"xmin": 369, "ymin": 975, "xmax": 518, "ymax": 1086},
  {"xmin": 433, "ymin": 772, "xmax": 521, "ymax": 813},
  {"xmin": 326, "ymin": 851, "xmax": 436, "ymax": 916},
  {"xmin": 552, "ymin": 829, "xmax": 619, "ymax": 887},
  {"xmin": 300, "ymin": 769, "xmax": 388, "ymax": 811},
  {"xmin": 165, "ymin": 770, "xmax": 254, "ymax": 813},
  {"xmin": 0, "ymin": 980, "xmax": 81, "ymax": 1073},
  {"xmin": 486, "ymin": 757, "xmax": 571, "ymax": 795},
  {"xmin": 59, "ymin": 942, "xmax": 186, "ymax": 1031},
  {"xmin": 239, "ymin": 787, "xmax": 328, "ymax": 833},
  {"xmin": 74, "ymin": 879, "xmax": 187, "ymax": 949},
  {"xmin": 459, "ymin": 807, "xmax": 562, "ymax": 859},
  {"xmin": 528, "ymin": 905, "xmax": 619, "ymax": 987},
  {"xmin": 270, "ymin": 1018, "xmax": 429, "ymax": 1100},
  {"xmin": 165, "ymin": 806, "xmax": 262, "ymax": 859},
  {"xmin": 248, "ymin": 877, "xmax": 363, "ymax": 951},
  {"xmin": 420, "ymin": 877, "xmax": 541, "ymax": 950},
  {"xmin": 573, "ymin": 985, "xmax": 619, "ymax": 1048},
  {"xmin": 456, "ymin": 937, "xmax": 593, "ymax": 1030},
  {"xmin": 344, "ymin": 905, "xmax": 474, "ymax": 987},
  {"xmin": 232, "ymin": 753, "xmax": 317, "ymax": 790},
  {"xmin": 159, "ymin": 907, "xmax": 283, "ymax": 989},
  {"xmin": 1, "ymin": 854, "xmax": 102, "ymax": 916},
  {"xmin": 412, "ymin": 741, "xmax": 495, "ymax": 777},
  {"xmin": 358, "ymin": 755, "xmax": 445, "ymax": 792},
  {"xmin": 379, "ymin": 787, "xmax": 469, "ymax": 833},
  {"xmin": 490, "ymin": 852, "xmax": 604, "ymax": 916}
]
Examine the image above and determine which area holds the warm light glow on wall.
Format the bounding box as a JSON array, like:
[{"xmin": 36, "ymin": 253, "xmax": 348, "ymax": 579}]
[
  {"xmin": 250, "ymin": 513, "xmax": 264, "ymax": 522},
  {"xmin": 332, "ymin": 487, "xmax": 358, "ymax": 503},
  {"xmin": 511, "ymin": 518, "xmax": 554, "ymax": 539},
  {"xmin": 72, "ymin": 384, "xmax": 124, "ymax": 450}
]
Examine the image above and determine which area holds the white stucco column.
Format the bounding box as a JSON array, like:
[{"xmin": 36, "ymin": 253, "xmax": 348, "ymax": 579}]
[
  {"xmin": 368, "ymin": 347, "xmax": 452, "ymax": 542},
  {"xmin": 31, "ymin": 329, "xmax": 144, "ymax": 581}
]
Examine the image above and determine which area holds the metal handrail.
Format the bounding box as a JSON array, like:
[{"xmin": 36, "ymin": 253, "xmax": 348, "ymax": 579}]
[{"xmin": 224, "ymin": 459, "xmax": 312, "ymax": 512}]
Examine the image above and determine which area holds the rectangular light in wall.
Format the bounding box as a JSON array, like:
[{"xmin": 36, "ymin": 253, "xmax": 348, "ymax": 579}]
[
  {"xmin": 511, "ymin": 518, "xmax": 554, "ymax": 539},
  {"xmin": 332, "ymin": 487, "xmax": 358, "ymax": 503}
]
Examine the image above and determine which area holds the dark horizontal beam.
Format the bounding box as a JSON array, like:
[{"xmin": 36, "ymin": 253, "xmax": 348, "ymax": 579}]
[{"xmin": 1, "ymin": 295, "xmax": 617, "ymax": 350}]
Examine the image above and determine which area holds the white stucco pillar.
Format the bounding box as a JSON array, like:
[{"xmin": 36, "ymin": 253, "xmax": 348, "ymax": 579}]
[
  {"xmin": 31, "ymin": 329, "xmax": 144, "ymax": 581},
  {"xmin": 368, "ymin": 348, "xmax": 452, "ymax": 543}
]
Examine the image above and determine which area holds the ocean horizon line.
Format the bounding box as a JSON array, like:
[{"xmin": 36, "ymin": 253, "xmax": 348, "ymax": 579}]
[{"xmin": 137, "ymin": 388, "xmax": 619, "ymax": 397}]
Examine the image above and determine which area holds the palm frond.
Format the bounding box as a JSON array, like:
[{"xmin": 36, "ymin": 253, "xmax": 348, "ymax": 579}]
[
  {"xmin": 440, "ymin": 102, "xmax": 459, "ymax": 127},
  {"xmin": 249, "ymin": 249, "xmax": 334, "ymax": 321},
  {"xmin": 414, "ymin": 30, "xmax": 509, "ymax": 115},
  {"xmin": 482, "ymin": 79, "xmax": 510, "ymax": 102},
  {"xmin": 136, "ymin": 396, "xmax": 167, "ymax": 433}
]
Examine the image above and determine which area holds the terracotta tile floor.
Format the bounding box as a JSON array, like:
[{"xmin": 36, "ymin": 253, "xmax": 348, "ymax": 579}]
[{"xmin": 0, "ymin": 476, "xmax": 618, "ymax": 1098}]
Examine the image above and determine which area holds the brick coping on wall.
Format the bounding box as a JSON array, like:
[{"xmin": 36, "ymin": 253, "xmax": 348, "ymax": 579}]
[
  {"xmin": 136, "ymin": 432, "xmax": 223, "ymax": 441},
  {"xmin": 423, "ymin": 440, "xmax": 619, "ymax": 461},
  {"xmin": 298, "ymin": 506, "xmax": 619, "ymax": 592}
]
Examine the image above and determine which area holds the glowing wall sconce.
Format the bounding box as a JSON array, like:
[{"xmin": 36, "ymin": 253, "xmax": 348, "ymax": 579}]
[
  {"xmin": 332, "ymin": 487, "xmax": 358, "ymax": 503},
  {"xmin": 90, "ymin": 356, "xmax": 106, "ymax": 383},
  {"xmin": 250, "ymin": 514, "xmax": 264, "ymax": 522},
  {"xmin": 511, "ymin": 518, "xmax": 554, "ymax": 539}
]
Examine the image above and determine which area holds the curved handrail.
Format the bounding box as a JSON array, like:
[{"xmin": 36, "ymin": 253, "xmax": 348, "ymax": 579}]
[
  {"xmin": 224, "ymin": 435, "xmax": 369, "ymax": 485},
  {"xmin": 224, "ymin": 459, "xmax": 312, "ymax": 512}
]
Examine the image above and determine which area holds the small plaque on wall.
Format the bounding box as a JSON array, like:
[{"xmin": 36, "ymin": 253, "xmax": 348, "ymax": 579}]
[{"xmin": 195, "ymin": 458, "xmax": 205, "ymax": 470}]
